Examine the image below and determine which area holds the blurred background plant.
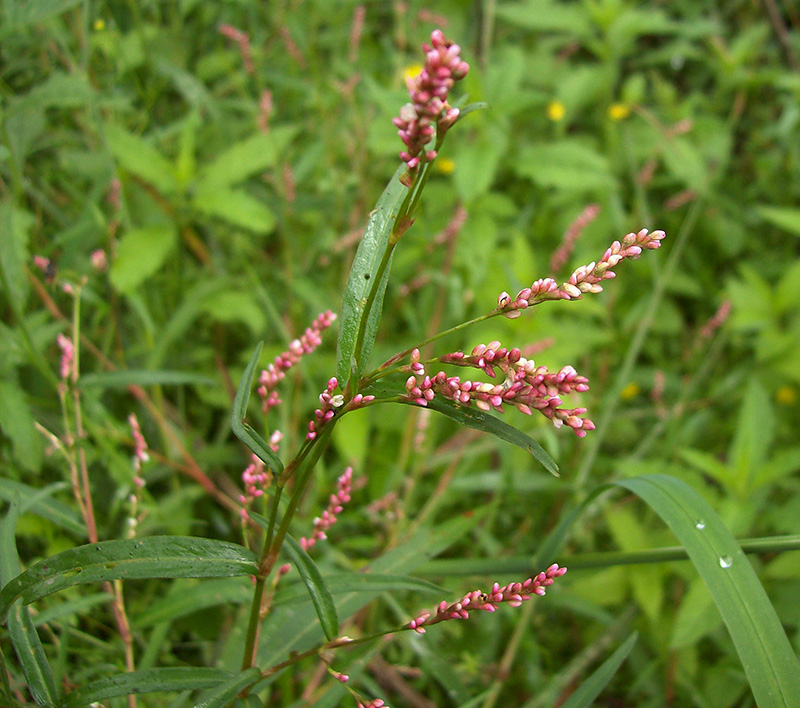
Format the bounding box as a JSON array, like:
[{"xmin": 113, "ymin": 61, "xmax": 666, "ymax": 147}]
[{"xmin": 1, "ymin": 1, "xmax": 799, "ymax": 707}]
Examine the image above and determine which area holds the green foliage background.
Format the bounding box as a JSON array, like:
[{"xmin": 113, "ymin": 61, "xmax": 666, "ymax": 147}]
[{"xmin": 1, "ymin": 0, "xmax": 799, "ymax": 706}]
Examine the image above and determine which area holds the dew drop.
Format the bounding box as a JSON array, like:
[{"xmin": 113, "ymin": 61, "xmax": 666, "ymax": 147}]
[
  {"xmin": 45, "ymin": 578, "xmax": 54, "ymax": 585},
  {"xmin": 695, "ymin": 520, "xmax": 705, "ymax": 530},
  {"xmin": 719, "ymin": 555, "xmax": 733, "ymax": 569}
]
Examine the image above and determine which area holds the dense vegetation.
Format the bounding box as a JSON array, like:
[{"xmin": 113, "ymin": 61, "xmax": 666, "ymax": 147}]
[{"xmin": 1, "ymin": 1, "xmax": 799, "ymax": 706}]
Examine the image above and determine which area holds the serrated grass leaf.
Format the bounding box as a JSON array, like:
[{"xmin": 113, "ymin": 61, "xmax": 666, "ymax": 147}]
[
  {"xmin": 0, "ymin": 537, "xmax": 257, "ymax": 623},
  {"xmin": 336, "ymin": 163, "xmax": 408, "ymax": 385},
  {"xmin": 282, "ymin": 534, "xmax": 339, "ymax": 640},
  {"xmin": 231, "ymin": 342, "xmax": 284, "ymax": 473},
  {"xmin": 615, "ymin": 474, "xmax": 800, "ymax": 708}
]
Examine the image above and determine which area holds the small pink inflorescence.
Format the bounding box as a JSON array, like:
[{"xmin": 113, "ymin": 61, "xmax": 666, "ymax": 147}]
[
  {"xmin": 497, "ymin": 228, "xmax": 666, "ymax": 318},
  {"xmin": 393, "ymin": 29, "xmax": 469, "ymax": 184},
  {"xmin": 306, "ymin": 378, "xmax": 374, "ymax": 441},
  {"xmin": 56, "ymin": 333, "xmax": 74, "ymax": 381},
  {"xmin": 258, "ymin": 310, "xmax": 337, "ymax": 414},
  {"xmin": 300, "ymin": 467, "xmax": 353, "ymax": 551},
  {"xmin": 404, "ymin": 345, "xmax": 594, "ymax": 437},
  {"xmin": 407, "ymin": 564, "xmax": 567, "ymax": 635}
]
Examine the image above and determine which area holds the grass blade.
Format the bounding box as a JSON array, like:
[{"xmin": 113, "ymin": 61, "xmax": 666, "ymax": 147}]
[
  {"xmin": 0, "ymin": 496, "xmax": 58, "ymax": 706},
  {"xmin": 193, "ymin": 667, "xmax": 262, "ymax": 708},
  {"xmin": 231, "ymin": 342, "xmax": 284, "ymax": 473},
  {"xmin": 282, "ymin": 534, "xmax": 339, "ymax": 641},
  {"xmin": 0, "ymin": 537, "xmax": 257, "ymax": 623},
  {"xmin": 557, "ymin": 632, "xmax": 638, "ymax": 708},
  {"xmin": 615, "ymin": 474, "xmax": 800, "ymax": 708}
]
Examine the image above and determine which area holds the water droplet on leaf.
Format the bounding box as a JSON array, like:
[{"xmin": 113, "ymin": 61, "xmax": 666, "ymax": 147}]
[
  {"xmin": 695, "ymin": 520, "xmax": 705, "ymax": 530},
  {"xmin": 719, "ymin": 555, "xmax": 733, "ymax": 569}
]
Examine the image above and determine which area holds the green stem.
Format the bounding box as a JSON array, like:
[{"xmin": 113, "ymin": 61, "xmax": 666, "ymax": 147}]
[
  {"xmin": 240, "ymin": 425, "xmax": 335, "ymax": 670},
  {"xmin": 418, "ymin": 534, "xmax": 800, "ymax": 575}
]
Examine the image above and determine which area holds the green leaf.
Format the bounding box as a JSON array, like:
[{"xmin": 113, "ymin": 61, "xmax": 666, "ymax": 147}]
[
  {"xmin": 557, "ymin": 632, "xmax": 638, "ymax": 708},
  {"xmin": 79, "ymin": 370, "xmax": 217, "ymax": 389},
  {"xmin": 404, "ymin": 397, "xmax": 558, "ymax": 476},
  {"xmin": 0, "ymin": 537, "xmax": 257, "ymax": 623},
  {"xmin": 614, "ymin": 474, "xmax": 800, "ymax": 708},
  {"xmin": 192, "ymin": 187, "xmax": 276, "ymax": 234},
  {"xmin": 516, "ymin": 140, "xmax": 614, "ymax": 191},
  {"xmin": 1, "ymin": 495, "xmax": 58, "ymax": 706},
  {"xmin": 105, "ymin": 122, "xmax": 178, "ymax": 195},
  {"xmin": 335, "ymin": 163, "xmax": 408, "ymax": 385},
  {"xmin": 134, "ymin": 578, "xmax": 252, "ymax": 628},
  {"xmin": 110, "ymin": 224, "xmax": 179, "ymax": 294},
  {"xmin": 193, "ymin": 668, "xmax": 262, "ymax": 708},
  {"xmin": 0, "ymin": 479, "xmax": 84, "ymax": 537},
  {"xmin": 231, "ymin": 342, "xmax": 284, "ymax": 473},
  {"xmin": 0, "ymin": 203, "xmax": 34, "ymax": 307},
  {"xmin": 0, "ymin": 380, "xmax": 43, "ymax": 472},
  {"xmin": 757, "ymin": 205, "xmax": 800, "ymax": 238},
  {"xmin": 282, "ymin": 534, "xmax": 339, "ymax": 641},
  {"xmin": 63, "ymin": 668, "xmax": 232, "ymax": 708},
  {"xmin": 195, "ymin": 128, "xmax": 297, "ymax": 190},
  {"xmin": 4, "ymin": 0, "xmax": 85, "ymax": 28}
]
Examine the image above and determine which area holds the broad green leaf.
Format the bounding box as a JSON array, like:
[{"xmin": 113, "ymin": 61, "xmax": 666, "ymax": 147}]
[
  {"xmin": 615, "ymin": 474, "xmax": 800, "ymax": 708},
  {"xmin": 105, "ymin": 122, "xmax": 178, "ymax": 195},
  {"xmin": 0, "ymin": 479, "xmax": 83, "ymax": 537},
  {"xmin": 3, "ymin": 0, "xmax": 84, "ymax": 28},
  {"xmin": 1, "ymin": 496, "xmax": 58, "ymax": 706},
  {"xmin": 283, "ymin": 534, "xmax": 339, "ymax": 641},
  {"xmin": 557, "ymin": 632, "xmax": 638, "ymax": 708},
  {"xmin": 336, "ymin": 163, "xmax": 408, "ymax": 385},
  {"xmin": 231, "ymin": 342, "xmax": 284, "ymax": 473},
  {"xmin": 0, "ymin": 537, "xmax": 257, "ymax": 623},
  {"xmin": 110, "ymin": 224, "xmax": 179, "ymax": 294},
  {"xmin": 0, "ymin": 380, "xmax": 43, "ymax": 472},
  {"xmin": 495, "ymin": 0, "xmax": 592, "ymax": 35},
  {"xmin": 757, "ymin": 205, "xmax": 800, "ymax": 238},
  {"xmin": 192, "ymin": 187, "xmax": 276, "ymax": 234},
  {"xmin": 63, "ymin": 668, "xmax": 232, "ymax": 708},
  {"xmin": 195, "ymin": 128, "xmax": 297, "ymax": 190},
  {"xmin": 403, "ymin": 397, "xmax": 558, "ymax": 476},
  {"xmin": 0, "ymin": 203, "xmax": 34, "ymax": 307},
  {"xmin": 79, "ymin": 370, "xmax": 216, "ymax": 389},
  {"xmin": 516, "ymin": 140, "xmax": 614, "ymax": 191},
  {"xmin": 193, "ymin": 668, "xmax": 262, "ymax": 708}
]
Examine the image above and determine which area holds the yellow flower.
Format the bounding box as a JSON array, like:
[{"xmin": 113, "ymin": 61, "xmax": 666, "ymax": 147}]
[
  {"xmin": 775, "ymin": 386, "xmax": 797, "ymax": 406},
  {"xmin": 435, "ymin": 157, "xmax": 455, "ymax": 175},
  {"xmin": 608, "ymin": 103, "xmax": 631, "ymax": 121},
  {"xmin": 620, "ymin": 382, "xmax": 640, "ymax": 400},
  {"xmin": 93, "ymin": 18, "xmax": 106, "ymax": 31},
  {"xmin": 403, "ymin": 64, "xmax": 423, "ymax": 82},
  {"xmin": 547, "ymin": 101, "xmax": 565, "ymax": 122}
]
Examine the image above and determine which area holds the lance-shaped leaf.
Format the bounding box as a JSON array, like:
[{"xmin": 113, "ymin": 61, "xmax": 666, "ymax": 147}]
[
  {"xmin": 231, "ymin": 342, "xmax": 284, "ymax": 473},
  {"xmin": 0, "ymin": 537, "xmax": 257, "ymax": 623},
  {"xmin": 193, "ymin": 667, "xmax": 263, "ymax": 708},
  {"xmin": 1, "ymin": 495, "xmax": 58, "ymax": 706},
  {"xmin": 402, "ymin": 397, "xmax": 559, "ymax": 476},
  {"xmin": 62, "ymin": 668, "xmax": 233, "ymax": 708},
  {"xmin": 282, "ymin": 534, "xmax": 338, "ymax": 641},
  {"xmin": 614, "ymin": 474, "xmax": 800, "ymax": 708},
  {"xmin": 336, "ymin": 163, "xmax": 409, "ymax": 386}
]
